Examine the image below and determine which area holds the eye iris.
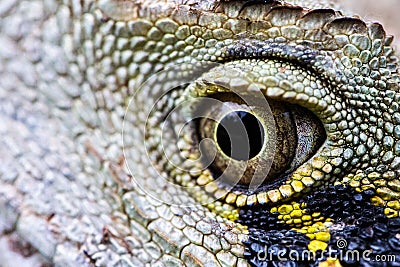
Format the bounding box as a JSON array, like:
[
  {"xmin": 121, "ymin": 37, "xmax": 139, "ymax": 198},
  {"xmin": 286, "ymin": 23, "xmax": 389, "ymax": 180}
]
[
  {"xmin": 196, "ymin": 95, "xmax": 326, "ymax": 190},
  {"xmin": 216, "ymin": 111, "xmax": 264, "ymax": 161}
]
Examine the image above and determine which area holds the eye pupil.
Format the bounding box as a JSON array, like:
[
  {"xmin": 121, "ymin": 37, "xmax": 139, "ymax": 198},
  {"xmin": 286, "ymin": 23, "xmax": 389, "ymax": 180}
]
[{"xmin": 216, "ymin": 111, "xmax": 265, "ymax": 161}]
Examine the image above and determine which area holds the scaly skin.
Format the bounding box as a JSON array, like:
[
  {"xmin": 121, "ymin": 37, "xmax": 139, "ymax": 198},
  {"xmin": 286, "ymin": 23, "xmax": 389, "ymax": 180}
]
[{"xmin": 1, "ymin": 0, "xmax": 400, "ymax": 266}]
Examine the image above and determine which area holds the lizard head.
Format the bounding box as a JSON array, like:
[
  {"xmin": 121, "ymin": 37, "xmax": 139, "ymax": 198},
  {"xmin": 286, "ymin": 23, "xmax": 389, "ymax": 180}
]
[
  {"xmin": 3, "ymin": 0, "xmax": 400, "ymax": 266},
  {"xmin": 68, "ymin": 0, "xmax": 400, "ymax": 265}
]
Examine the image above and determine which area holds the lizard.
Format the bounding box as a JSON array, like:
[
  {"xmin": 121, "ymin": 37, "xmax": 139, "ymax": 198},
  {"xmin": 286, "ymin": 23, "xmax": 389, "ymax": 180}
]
[{"xmin": 1, "ymin": 0, "xmax": 400, "ymax": 266}]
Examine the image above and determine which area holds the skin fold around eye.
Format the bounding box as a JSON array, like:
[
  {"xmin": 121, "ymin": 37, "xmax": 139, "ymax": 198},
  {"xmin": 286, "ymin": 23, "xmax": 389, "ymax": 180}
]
[{"xmin": 140, "ymin": 58, "xmax": 336, "ymax": 207}]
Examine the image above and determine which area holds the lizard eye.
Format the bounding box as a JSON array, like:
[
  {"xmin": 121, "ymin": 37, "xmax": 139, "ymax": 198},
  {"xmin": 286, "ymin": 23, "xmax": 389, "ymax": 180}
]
[{"xmin": 196, "ymin": 93, "xmax": 326, "ymax": 191}]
